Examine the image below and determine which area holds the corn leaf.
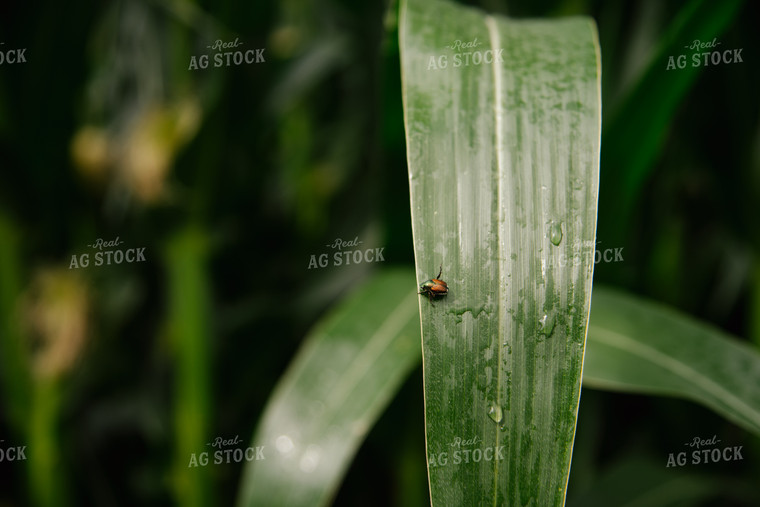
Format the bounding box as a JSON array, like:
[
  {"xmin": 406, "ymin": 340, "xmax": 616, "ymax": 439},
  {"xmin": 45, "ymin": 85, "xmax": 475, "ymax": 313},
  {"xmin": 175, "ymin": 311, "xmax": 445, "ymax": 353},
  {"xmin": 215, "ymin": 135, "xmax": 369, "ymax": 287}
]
[
  {"xmin": 236, "ymin": 268, "xmax": 422, "ymax": 507},
  {"xmin": 585, "ymin": 286, "xmax": 760, "ymax": 437},
  {"xmin": 400, "ymin": 0, "xmax": 601, "ymax": 505}
]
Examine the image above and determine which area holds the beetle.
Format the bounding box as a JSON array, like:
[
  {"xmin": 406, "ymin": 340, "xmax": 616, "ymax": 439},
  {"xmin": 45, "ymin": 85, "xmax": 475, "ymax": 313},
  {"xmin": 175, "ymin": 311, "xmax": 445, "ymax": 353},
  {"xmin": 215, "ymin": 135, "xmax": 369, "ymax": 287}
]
[{"xmin": 418, "ymin": 264, "xmax": 448, "ymax": 305}]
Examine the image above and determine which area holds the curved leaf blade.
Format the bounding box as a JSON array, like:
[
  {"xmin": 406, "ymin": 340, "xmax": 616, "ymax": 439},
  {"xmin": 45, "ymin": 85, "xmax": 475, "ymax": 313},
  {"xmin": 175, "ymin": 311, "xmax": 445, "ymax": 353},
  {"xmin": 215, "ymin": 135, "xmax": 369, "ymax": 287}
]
[
  {"xmin": 237, "ymin": 268, "xmax": 422, "ymax": 507},
  {"xmin": 400, "ymin": 0, "xmax": 602, "ymax": 505},
  {"xmin": 585, "ymin": 286, "xmax": 760, "ymax": 436}
]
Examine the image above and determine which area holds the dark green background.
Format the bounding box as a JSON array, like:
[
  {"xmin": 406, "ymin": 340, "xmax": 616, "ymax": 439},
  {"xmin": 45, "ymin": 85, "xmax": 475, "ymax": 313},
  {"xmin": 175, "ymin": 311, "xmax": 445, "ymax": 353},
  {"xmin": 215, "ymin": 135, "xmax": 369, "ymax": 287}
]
[{"xmin": 1, "ymin": 0, "xmax": 758, "ymax": 505}]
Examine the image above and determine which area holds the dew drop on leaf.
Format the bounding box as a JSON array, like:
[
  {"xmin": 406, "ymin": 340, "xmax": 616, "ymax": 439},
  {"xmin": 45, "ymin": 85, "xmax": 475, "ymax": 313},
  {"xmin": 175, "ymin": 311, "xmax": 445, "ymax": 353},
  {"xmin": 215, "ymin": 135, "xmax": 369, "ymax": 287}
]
[
  {"xmin": 538, "ymin": 312, "xmax": 556, "ymax": 337},
  {"xmin": 487, "ymin": 404, "xmax": 504, "ymax": 424},
  {"xmin": 550, "ymin": 221, "xmax": 563, "ymax": 246}
]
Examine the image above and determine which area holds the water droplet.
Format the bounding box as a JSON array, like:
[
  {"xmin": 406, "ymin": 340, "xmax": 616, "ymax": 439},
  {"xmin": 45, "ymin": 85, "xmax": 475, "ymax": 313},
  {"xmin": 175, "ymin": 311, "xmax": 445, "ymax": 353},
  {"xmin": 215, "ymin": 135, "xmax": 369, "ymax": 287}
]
[
  {"xmin": 549, "ymin": 221, "xmax": 563, "ymax": 246},
  {"xmin": 300, "ymin": 444, "xmax": 322, "ymax": 473},
  {"xmin": 538, "ymin": 312, "xmax": 556, "ymax": 336},
  {"xmin": 276, "ymin": 435, "xmax": 295, "ymax": 454},
  {"xmin": 487, "ymin": 404, "xmax": 504, "ymax": 424}
]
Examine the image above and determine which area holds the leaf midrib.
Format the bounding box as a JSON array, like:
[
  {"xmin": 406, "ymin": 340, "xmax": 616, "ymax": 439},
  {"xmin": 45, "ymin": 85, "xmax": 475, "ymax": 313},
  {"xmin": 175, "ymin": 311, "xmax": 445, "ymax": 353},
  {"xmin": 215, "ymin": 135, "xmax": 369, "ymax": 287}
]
[{"xmin": 485, "ymin": 14, "xmax": 505, "ymax": 507}]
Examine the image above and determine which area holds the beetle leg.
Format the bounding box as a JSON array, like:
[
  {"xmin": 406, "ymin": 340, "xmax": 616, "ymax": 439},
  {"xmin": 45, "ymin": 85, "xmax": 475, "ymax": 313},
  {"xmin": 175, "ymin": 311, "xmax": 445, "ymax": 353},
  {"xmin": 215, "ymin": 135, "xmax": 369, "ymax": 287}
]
[
  {"xmin": 418, "ymin": 289, "xmax": 435, "ymax": 306},
  {"xmin": 436, "ymin": 264, "xmax": 442, "ymax": 279}
]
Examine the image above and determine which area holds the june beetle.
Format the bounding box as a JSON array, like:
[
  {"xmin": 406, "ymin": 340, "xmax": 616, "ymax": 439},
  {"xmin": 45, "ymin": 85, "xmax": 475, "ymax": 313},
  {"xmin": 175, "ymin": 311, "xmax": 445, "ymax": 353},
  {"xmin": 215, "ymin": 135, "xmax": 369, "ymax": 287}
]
[{"xmin": 418, "ymin": 265, "xmax": 448, "ymax": 305}]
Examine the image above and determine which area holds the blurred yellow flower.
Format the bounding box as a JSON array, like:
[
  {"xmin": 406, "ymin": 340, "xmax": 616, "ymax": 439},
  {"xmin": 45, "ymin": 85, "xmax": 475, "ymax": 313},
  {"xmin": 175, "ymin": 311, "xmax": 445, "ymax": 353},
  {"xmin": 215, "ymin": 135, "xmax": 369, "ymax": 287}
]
[
  {"xmin": 70, "ymin": 126, "xmax": 112, "ymax": 184},
  {"xmin": 70, "ymin": 97, "xmax": 201, "ymax": 204},
  {"xmin": 121, "ymin": 99, "xmax": 201, "ymax": 202},
  {"xmin": 22, "ymin": 269, "xmax": 90, "ymax": 380}
]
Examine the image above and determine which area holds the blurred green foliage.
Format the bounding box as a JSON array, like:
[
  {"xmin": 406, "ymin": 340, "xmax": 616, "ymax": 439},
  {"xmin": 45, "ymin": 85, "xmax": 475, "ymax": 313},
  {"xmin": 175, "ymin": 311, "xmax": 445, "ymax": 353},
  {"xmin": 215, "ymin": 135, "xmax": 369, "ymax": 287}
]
[{"xmin": 1, "ymin": 0, "xmax": 758, "ymax": 506}]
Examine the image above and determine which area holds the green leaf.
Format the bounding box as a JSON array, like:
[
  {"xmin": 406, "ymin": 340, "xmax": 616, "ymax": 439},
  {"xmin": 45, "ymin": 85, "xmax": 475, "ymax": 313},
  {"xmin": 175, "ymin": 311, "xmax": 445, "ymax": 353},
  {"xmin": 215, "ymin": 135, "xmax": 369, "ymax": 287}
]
[
  {"xmin": 584, "ymin": 286, "xmax": 760, "ymax": 437},
  {"xmin": 236, "ymin": 268, "xmax": 422, "ymax": 507},
  {"xmin": 400, "ymin": 0, "xmax": 601, "ymax": 505}
]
